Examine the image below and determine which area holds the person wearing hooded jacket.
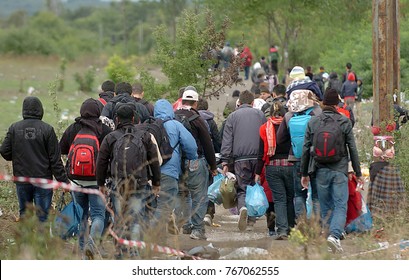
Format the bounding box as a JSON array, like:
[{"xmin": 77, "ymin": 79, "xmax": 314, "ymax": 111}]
[
  {"xmin": 152, "ymin": 99, "xmax": 198, "ymax": 236},
  {"xmin": 286, "ymin": 66, "xmax": 323, "ymax": 101},
  {"xmin": 59, "ymin": 98, "xmax": 112, "ymax": 259},
  {"xmin": 1, "ymin": 96, "xmax": 69, "ymax": 223}
]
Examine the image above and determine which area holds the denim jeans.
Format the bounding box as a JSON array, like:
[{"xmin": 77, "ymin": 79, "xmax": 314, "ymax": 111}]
[
  {"xmin": 176, "ymin": 158, "xmax": 209, "ymax": 232},
  {"xmin": 265, "ymin": 165, "xmax": 295, "ymax": 235},
  {"xmin": 111, "ymin": 183, "xmax": 151, "ymax": 241},
  {"xmin": 314, "ymin": 168, "xmax": 348, "ymax": 239},
  {"xmin": 74, "ymin": 186, "xmax": 106, "ymax": 250},
  {"xmin": 153, "ymin": 174, "xmax": 178, "ymax": 229},
  {"xmin": 293, "ymin": 161, "xmax": 319, "ymax": 219},
  {"xmin": 234, "ymin": 159, "xmax": 258, "ymax": 224},
  {"xmin": 16, "ymin": 183, "xmax": 53, "ymax": 222}
]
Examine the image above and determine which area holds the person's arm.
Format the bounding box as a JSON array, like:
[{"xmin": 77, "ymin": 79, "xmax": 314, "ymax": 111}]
[
  {"xmin": 0, "ymin": 127, "xmax": 12, "ymax": 161},
  {"xmin": 345, "ymin": 120, "xmax": 362, "ymax": 177},
  {"xmin": 196, "ymin": 118, "xmax": 217, "ymax": 172},
  {"xmin": 209, "ymin": 119, "xmax": 222, "ymax": 153},
  {"xmin": 96, "ymin": 135, "xmax": 112, "ymax": 187},
  {"xmin": 47, "ymin": 127, "xmax": 69, "ymax": 183},
  {"xmin": 220, "ymin": 116, "xmax": 233, "ymax": 164},
  {"xmin": 145, "ymin": 133, "xmax": 161, "ymax": 187}
]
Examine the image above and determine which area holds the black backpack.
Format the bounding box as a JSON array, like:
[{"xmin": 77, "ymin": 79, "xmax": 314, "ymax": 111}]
[
  {"xmin": 137, "ymin": 117, "xmax": 175, "ymax": 165},
  {"xmin": 312, "ymin": 114, "xmax": 346, "ymax": 164},
  {"xmin": 66, "ymin": 127, "xmax": 99, "ymax": 181},
  {"xmin": 174, "ymin": 112, "xmax": 200, "ymax": 133},
  {"xmin": 110, "ymin": 128, "xmax": 148, "ymax": 181}
]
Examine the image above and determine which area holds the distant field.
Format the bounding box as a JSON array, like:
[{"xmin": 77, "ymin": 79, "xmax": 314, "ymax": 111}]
[{"xmin": 0, "ymin": 55, "xmax": 109, "ymax": 136}]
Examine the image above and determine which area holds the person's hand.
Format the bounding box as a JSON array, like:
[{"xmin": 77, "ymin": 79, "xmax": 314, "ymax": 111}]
[
  {"xmin": 152, "ymin": 185, "xmax": 161, "ymax": 196},
  {"xmin": 99, "ymin": 185, "xmax": 108, "ymax": 196},
  {"xmin": 63, "ymin": 181, "xmax": 71, "ymax": 193},
  {"xmin": 211, "ymin": 169, "xmax": 218, "ymax": 177},
  {"xmin": 356, "ymin": 176, "xmax": 365, "ymax": 190},
  {"xmin": 254, "ymin": 174, "xmax": 260, "ymax": 184},
  {"xmin": 301, "ymin": 176, "xmax": 310, "ymax": 190},
  {"xmin": 222, "ymin": 165, "xmax": 228, "ymax": 176}
]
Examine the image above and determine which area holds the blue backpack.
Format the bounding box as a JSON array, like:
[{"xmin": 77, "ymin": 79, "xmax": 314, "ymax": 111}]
[{"xmin": 288, "ymin": 107, "xmax": 314, "ymax": 158}]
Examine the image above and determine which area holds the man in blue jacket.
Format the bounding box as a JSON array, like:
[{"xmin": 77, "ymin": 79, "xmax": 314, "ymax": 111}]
[{"xmin": 152, "ymin": 99, "xmax": 198, "ymax": 237}]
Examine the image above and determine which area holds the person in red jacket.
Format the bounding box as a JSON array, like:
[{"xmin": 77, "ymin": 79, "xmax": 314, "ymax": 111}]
[
  {"xmin": 240, "ymin": 46, "xmax": 253, "ymax": 80},
  {"xmin": 255, "ymin": 101, "xmax": 295, "ymax": 239}
]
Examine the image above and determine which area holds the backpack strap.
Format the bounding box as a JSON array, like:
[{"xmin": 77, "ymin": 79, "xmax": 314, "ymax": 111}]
[{"xmin": 98, "ymin": 97, "xmax": 107, "ymax": 106}]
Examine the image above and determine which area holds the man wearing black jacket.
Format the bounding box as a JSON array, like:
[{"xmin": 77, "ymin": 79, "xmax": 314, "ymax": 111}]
[
  {"xmin": 175, "ymin": 89, "xmax": 217, "ymax": 240},
  {"xmin": 96, "ymin": 103, "xmax": 160, "ymax": 258},
  {"xmin": 0, "ymin": 96, "xmax": 69, "ymax": 222}
]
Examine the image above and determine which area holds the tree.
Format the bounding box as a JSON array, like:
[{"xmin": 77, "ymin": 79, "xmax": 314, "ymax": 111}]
[{"xmin": 153, "ymin": 9, "xmax": 243, "ymax": 100}]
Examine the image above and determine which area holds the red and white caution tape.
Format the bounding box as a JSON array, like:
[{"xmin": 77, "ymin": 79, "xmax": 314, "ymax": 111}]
[
  {"xmin": 109, "ymin": 228, "xmax": 200, "ymax": 259},
  {"xmin": 0, "ymin": 173, "xmax": 201, "ymax": 260}
]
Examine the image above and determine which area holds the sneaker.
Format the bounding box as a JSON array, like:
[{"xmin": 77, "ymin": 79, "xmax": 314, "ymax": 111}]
[
  {"xmin": 268, "ymin": 229, "xmax": 277, "ymax": 237},
  {"xmin": 340, "ymin": 231, "xmax": 347, "ymax": 240},
  {"xmin": 238, "ymin": 207, "xmax": 248, "ymax": 232},
  {"xmin": 84, "ymin": 241, "xmax": 96, "ymax": 260},
  {"xmin": 271, "ymin": 234, "xmax": 288, "ymax": 240},
  {"xmin": 182, "ymin": 225, "xmax": 193, "ymax": 235},
  {"xmin": 204, "ymin": 214, "xmax": 212, "ymax": 227},
  {"xmin": 190, "ymin": 229, "xmax": 207, "ymax": 240},
  {"xmin": 327, "ymin": 235, "xmax": 344, "ymax": 253}
]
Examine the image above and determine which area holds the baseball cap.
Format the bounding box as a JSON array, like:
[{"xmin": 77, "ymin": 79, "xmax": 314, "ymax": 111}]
[{"xmin": 182, "ymin": 89, "xmax": 199, "ymax": 101}]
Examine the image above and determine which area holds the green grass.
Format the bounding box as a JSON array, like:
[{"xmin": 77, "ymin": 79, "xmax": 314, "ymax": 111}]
[{"xmin": 0, "ymin": 55, "xmax": 109, "ymax": 135}]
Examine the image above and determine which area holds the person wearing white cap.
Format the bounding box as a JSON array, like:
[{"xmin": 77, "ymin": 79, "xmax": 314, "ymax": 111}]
[
  {"xmin": 174, "ymin": 88, "xmax": 217, "ymax": 240},
  {"xmin": 286, "ymin": 66, "xmax": 323, "ymax": 101}
]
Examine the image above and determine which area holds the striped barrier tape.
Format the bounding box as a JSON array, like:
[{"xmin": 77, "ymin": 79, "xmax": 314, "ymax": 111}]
[{"xmin": 0, "ymin": 173, "xmax": 201, "ymax": 260}]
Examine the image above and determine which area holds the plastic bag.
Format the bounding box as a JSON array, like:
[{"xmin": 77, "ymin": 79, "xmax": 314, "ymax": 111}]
[
  {"xmin": 208, "ymin": 173, "xmax": 224, "ymax": 205},
  {"xmin": 220, "ymin": 176, "xmax": 237, "ymax": 209},
  {"xmin": 245, "ymin": 183, "xmax": 269, "ymax": 217},
  {"xmin": 54, "ymin": 192, "xmax": 83, "ymax": 240},
  {"xmin": 345, "ymin": 196, "xmax": 373, "ymax": 233}
]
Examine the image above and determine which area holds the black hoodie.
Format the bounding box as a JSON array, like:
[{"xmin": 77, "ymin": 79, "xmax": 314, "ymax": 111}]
[{"xmin": 0, "ymin": 96, "xmax": 68, "ymax": 183}]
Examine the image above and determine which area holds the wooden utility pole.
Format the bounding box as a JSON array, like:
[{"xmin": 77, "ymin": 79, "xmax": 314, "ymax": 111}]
[{"xmin": 372, "ymin": 0, "xmax": 400, "ymax": 131}]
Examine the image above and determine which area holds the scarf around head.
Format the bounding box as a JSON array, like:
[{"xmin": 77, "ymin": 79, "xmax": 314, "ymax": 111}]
[
  {"xmin": 287, "ymin": 89, "xmax": 320, "ymax": 113},
  {"xmin": 266, "ymin": 116, "xmax": 284, "ymax": 157}
]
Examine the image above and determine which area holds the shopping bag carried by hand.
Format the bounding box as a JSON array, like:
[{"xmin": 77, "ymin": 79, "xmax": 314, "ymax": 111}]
[
  {"xmin": 245, "ymin": 182, "xmax": 269, "ymax": 217},
  {"xmin": 208, "ymin": 173, "xmax": 224, "ymax": 205},
  {"xmin": 220, "ymin": 176, "xmax": 237, "ymax": 209},
  {"xmin": 54, "ymin": 192, "xmax": 83, "ymax": 240}
]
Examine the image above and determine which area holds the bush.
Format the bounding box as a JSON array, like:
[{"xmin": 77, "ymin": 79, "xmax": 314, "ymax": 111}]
[
  {"xmin": 105, "ymin": 54, "xmax": 136, "ymax": 83},
  {"xmin": 74, "ymin": 66, "xmax": 96, "ymax": 92}
]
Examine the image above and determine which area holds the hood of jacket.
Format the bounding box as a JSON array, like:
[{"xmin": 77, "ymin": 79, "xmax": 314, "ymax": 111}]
[
  {"xmin": 22, "ymin": 96, "xmax": 44, "ymax": 120},
  {"xmin": 154, "ymin": 99, "xmax": 174, "ymax": 121},
  {"xmin": 75, "ymin": 98, "xmax": 103, "ymax": 135},
  {"xmin": 198, "ymin": 110, "xmax": 214, "ymax": 121}
]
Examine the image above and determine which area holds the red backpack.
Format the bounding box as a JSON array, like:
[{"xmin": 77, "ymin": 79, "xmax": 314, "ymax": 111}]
[{"xmin": 67, "ymin": 128, "xmax": 99, "ymax": 181}]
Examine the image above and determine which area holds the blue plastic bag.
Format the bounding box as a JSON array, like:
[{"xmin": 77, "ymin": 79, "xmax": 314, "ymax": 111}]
[
  {"xmin": 245, "ymin": 183, "xmax": 269, "ymax": 217},
  {"xmin": 54, "ymin": 192, "xmax": 83, "ymax": 240},
  {"xmin": 207, "ymin": 173, "xmax": 224, "ymax": 205}
]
